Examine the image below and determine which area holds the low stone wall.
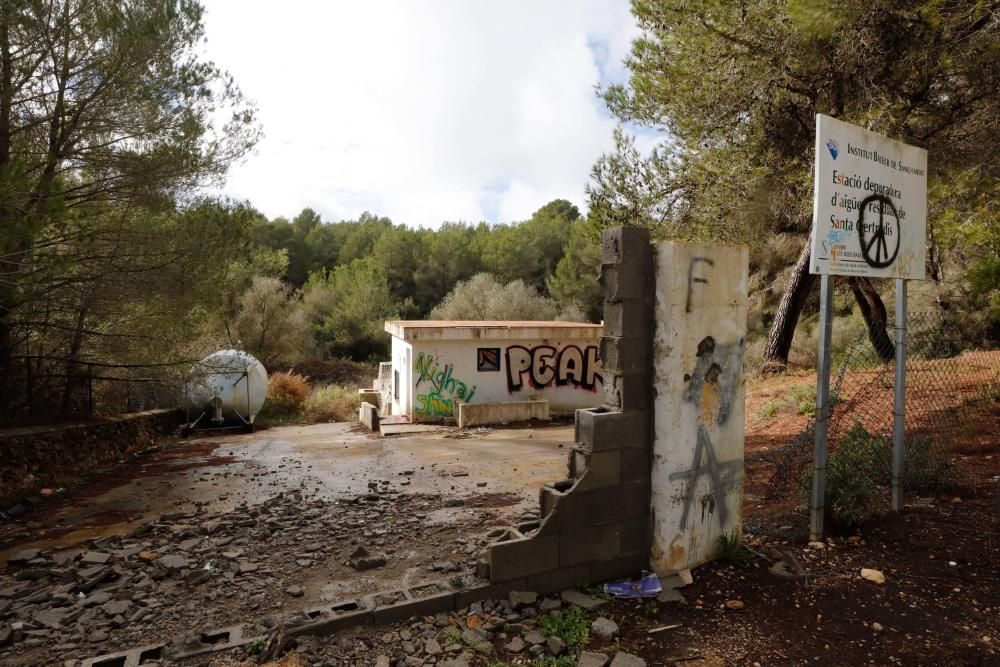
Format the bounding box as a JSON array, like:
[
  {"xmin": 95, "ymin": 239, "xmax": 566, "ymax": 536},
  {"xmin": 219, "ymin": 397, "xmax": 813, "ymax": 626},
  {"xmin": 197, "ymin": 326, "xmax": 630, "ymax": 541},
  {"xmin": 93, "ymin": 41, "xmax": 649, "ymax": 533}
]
[
  {"xmin": 0, "ymin": 409, "xmax": 181, "ymax": 509},
  {"xmin": 457, "ymin": 399, "xmax": 549, "ymax": 428}
]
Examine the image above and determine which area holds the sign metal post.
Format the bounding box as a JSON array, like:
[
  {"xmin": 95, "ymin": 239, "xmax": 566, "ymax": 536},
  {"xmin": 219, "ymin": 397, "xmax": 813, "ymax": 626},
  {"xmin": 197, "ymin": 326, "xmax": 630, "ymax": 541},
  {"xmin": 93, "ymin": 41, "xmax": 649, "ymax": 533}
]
[
  {"xmin": 891, "ymin": 279, "xmax": 907, "ymax": 510},
  {"xmin": 807, "ymin": 114, "xmax": 926, "ymax": 538},
  {"xmin": 810, "ymin": 273, "xmax": 834, "ymax": 541}
]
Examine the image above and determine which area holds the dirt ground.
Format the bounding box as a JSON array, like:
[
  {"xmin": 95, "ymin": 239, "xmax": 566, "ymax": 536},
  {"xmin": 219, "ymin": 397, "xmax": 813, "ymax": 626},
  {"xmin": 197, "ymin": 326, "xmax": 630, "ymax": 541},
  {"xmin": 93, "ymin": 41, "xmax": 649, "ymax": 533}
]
[{"xmin": 1, "ymin": 375, "xmax": 998, "ymax": 666}]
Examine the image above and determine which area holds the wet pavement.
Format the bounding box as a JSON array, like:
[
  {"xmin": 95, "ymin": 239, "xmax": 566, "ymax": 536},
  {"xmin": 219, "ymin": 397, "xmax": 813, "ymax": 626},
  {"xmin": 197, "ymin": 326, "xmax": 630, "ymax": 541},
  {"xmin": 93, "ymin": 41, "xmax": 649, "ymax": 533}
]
[
  {"xmin": 0, "ymin": 422, "xmax": 571, "ymax": 563},
  {"xmin": 0, "ymin": 422, "xmax": 573, "ymax": 666}
]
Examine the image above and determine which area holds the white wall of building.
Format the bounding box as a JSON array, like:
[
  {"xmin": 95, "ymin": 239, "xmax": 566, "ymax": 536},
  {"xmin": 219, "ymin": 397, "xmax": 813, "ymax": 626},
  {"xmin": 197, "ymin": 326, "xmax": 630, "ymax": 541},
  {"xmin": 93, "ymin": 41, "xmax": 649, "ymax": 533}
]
[{"xmin": 385, "ymin": 323, "xmax": 604, "ymax": 422}]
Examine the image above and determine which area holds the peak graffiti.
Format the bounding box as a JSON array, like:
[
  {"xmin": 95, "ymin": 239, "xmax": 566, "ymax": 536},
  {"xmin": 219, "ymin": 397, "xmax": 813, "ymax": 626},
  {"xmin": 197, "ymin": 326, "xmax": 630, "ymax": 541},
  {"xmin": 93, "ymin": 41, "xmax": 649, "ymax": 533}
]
[{"xmin": 505, "ymin": 345, "xmax": 601, "ymax": 393}]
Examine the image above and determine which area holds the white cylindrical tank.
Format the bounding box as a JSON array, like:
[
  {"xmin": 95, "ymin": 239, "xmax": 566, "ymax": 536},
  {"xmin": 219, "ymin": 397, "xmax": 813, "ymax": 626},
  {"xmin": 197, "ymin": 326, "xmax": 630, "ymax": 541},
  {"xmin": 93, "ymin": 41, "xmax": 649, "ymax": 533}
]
[{"xmin": 185, "ymin": 349, "xmax": 268, "ymax": 425}]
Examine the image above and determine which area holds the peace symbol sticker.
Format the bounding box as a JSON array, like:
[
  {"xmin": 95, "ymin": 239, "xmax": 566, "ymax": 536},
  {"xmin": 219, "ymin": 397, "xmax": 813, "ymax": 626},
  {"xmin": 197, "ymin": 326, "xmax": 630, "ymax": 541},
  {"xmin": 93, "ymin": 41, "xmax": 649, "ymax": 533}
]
[{"xmin": 856, "ymin": 194, "xmax": 901, "ymax": 269}]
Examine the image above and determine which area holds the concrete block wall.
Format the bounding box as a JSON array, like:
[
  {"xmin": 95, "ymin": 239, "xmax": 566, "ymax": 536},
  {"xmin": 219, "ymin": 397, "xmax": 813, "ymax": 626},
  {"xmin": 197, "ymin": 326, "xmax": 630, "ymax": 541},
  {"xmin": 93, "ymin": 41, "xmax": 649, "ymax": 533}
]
[
  {"xmin": 456, "ymin": 399, "xmax": 549, "ymax": 428},
  {"xmin": 486, "ymin": 226, "xmax": 654, "ymax": 594}
]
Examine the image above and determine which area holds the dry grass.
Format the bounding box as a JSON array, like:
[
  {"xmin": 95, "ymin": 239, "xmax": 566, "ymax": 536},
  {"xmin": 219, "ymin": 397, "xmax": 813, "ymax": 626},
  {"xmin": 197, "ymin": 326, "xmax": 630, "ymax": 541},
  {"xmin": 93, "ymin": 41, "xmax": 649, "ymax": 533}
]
[
  {"xmin": 266, "ymin": 371, "xmax": 311, "ymax": 415},
  {"xmin": 302, "ymin": 384, "xmax": 360, "ymax": 423}
]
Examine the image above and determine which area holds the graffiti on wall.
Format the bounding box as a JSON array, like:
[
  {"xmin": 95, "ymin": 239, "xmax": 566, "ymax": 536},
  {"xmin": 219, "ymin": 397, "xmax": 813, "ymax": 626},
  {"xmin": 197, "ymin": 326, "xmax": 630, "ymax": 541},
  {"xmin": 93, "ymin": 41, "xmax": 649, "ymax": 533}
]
[
  {"xmin": 505, "ymin": 345, "xmax": 602, "ymax": 393},
  {"xmin": 668, "ymin": 335, "xmax": 744, "ymax": 529},
  {"xmin": 413, "ymin": 352, "xmax": 476, "ymax": 417}
]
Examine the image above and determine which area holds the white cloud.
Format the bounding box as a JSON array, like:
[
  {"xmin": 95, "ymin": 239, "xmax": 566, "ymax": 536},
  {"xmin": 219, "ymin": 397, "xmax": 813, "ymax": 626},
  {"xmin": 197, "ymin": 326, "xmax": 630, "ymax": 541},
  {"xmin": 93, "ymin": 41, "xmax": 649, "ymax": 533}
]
[{"xmin": 201, "ymin": 0, "xmax": 638, "ymax": 226}]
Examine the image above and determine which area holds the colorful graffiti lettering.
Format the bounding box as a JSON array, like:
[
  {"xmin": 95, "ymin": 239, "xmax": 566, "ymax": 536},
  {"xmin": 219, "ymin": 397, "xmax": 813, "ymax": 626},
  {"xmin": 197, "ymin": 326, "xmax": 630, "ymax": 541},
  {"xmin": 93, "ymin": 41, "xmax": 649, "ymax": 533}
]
[
  {"xmin": 505, "ymin": 345, "xmax": 601, "ymax": 393},
  {"xmin": 413, "ymin": 352, "xmax": 476, "ymax": 417}
]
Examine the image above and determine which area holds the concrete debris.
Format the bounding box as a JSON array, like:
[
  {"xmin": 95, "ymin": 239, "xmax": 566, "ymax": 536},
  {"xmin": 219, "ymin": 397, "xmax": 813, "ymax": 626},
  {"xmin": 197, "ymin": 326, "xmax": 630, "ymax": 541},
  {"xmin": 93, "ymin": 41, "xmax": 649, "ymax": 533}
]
[
  {"xmin": 508, "ymin": 590, "xmax": 538, "ymax": 609},
  {"xmin": 348, "ymin": 546, "xmax": 387, "ymax": 571},
  {"xmin": 0, "ymin": 490, "xmax": 502, "ymax": 663},
  {"xmin": 6, "ymin": 549, "xmax": 40, "ymax": 565},
  {"xmin": 578, "ymin": 651, "xmax": 611, "ymax": 667},
  {"xmin": 591, "ymin": 616, "xmax": 620, "ymax": 640},
  {"xmin": 561, "ymin": 589, "xmax": 607, "ymax": 610},
  {"xmin": 610, "ymin": 652, "xmax": 647, "ymax": 667},
  {"xmin": 656, "ymin": 587, "xmax": 685, "ymax": 603},
  {"xmin": 79, "ymin": 551, "xmax": 112, "ymax": 565}
]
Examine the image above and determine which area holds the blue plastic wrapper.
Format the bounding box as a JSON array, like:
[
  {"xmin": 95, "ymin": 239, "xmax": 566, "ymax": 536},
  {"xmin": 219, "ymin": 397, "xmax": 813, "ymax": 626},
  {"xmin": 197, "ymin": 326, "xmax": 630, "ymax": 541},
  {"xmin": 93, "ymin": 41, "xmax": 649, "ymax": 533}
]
[{"xmin": 602, "ymin": 572, "xmax": 663, "ymax": 598}]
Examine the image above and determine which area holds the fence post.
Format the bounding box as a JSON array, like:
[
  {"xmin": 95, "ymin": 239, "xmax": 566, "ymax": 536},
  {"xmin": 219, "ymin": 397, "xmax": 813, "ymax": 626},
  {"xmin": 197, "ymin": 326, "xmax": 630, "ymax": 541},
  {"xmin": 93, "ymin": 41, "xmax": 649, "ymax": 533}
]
[
  {"xmin": 891, "ymin": 279, "xmax": 907, "ymax": 511},
  {"xmin": 810, "ymin": 273, "xmax": 834, "ymax": 541}
]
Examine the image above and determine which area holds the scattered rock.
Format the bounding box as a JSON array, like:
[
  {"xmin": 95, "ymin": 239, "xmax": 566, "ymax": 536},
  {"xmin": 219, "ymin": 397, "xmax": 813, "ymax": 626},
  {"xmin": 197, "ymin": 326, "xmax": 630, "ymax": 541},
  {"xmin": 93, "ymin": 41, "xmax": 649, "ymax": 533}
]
[
  {"xmin": 724, "ymin": 599, "xmax": 745, "ymax": 610},
  {"xmin": 873, "ymin": 622, "xmax": 884, "ymax": 632},
  {"xmin": 461, "ymin": 628, "xmax": 493, "ymax": 654},
  {"xmin": 861, "ymin": 568, "xmax": 886, "ymax": 584},
  {"xmin": 561, "ymin": 589, "xmax": 606, "ymax": 610},
  {"xmin": 7, "ymin": 549, "xmax": 40, "ymax": 565},
  {"xmin": 539, "ymin": 597, "xmax": 562, "ymax": 611},
  {"xmin": 509, "ymin": 590, "xmax": 538, "ymax": 609},
  {"xmin": 610, "ymin": 652, "xmax": 646, "ymax": 667},
  {"xmin": 523, "ymin": 630, "xmax": 546, "ymax": 645},
  {"xmin": 157, "ymin": 554, "xmax": 190, "ymax": 572},
  {"xmin": 591, "ymin": 616, "xmax": 619, "ymax": 640},
  {"xmin": 284, "ymin": 585, "xmax": 304, "ymax": 597},
  {"xmin": 184, "ymin": 570, "xmax": 210, "ymax": 586},
  {"xmin": 80, "ymin": 551, "xmax": 113, "ymax": 565},
  {"xmin": 657, "ymin": 587, "xmax": 684, "ymax": 603},
  {"xmin": 547, "ymin": 635, "xmax": 567, "ymax": 655},
  {"xmin": 505, "ymin": 636, "xmax": 527, "ymax": 653},
  {"xmin": 578, "ymin": 651, "xmax": 610, "ymax": 667},
  {"xmin": 348, "ymin": 546, "xmax": 386, "ymax": 571}
]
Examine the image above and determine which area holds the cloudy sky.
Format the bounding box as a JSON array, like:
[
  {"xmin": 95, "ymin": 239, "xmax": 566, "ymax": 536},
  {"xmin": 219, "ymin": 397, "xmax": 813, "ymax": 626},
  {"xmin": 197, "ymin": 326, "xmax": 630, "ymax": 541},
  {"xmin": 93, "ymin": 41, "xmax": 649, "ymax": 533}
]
[{"xmin": 200, "ymin": 1, "xmax": 644, "ymax": 227}]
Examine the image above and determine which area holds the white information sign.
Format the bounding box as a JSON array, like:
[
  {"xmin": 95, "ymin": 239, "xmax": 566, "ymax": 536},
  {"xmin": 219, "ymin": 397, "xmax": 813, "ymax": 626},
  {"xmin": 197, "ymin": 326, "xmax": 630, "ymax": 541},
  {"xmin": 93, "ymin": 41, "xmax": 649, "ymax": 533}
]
[{"xmin": 810, "ymin": 114, "xmax": 927, "ymax": 280}]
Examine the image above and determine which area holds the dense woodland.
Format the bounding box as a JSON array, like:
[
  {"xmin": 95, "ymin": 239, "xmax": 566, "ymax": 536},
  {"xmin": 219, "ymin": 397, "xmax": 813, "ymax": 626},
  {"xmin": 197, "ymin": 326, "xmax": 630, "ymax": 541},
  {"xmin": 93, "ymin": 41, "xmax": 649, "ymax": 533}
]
[{"xmin": 0, "ymin": 0, "xmax": 997, "ymax": 425}]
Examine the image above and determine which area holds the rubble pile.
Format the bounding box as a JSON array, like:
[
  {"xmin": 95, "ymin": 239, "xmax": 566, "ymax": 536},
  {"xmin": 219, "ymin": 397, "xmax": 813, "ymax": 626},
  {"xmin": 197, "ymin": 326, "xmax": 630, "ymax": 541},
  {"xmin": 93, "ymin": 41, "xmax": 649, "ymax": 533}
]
[
  {"xmin": 0, "ymin": 489, "xmax": 503, "ymax": 665},
  {"xmin": 283, "ymin": 589, "xmax": 647, "ymax": 667}
]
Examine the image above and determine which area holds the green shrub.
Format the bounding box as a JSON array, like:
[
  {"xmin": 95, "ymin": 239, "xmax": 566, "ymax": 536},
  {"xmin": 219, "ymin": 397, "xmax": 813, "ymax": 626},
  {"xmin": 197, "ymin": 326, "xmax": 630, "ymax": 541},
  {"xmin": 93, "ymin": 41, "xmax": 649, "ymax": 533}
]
[
  {"xmin": 716, "ymin": 530, "xmax": 755, "ymax": 565},
  {"xmin": 757, "ymin": 399, "xmax": 782, "ymax": 420},
  {"xmin": 801, "ymin": 423, "xmax": 957, "ymax": 527},
  {"xmin": 302, "ymin": 384, "xmax": 360, "ymax": 422},
  {"xmin": 789, "ymin": 384, "xmax": 817, "ymax": 417},
  {"xmin": 800, "ymin": 422, "xmax": 879, "ymax": 529},
  {"xmin": 903, "ymin": 436, "xmax": 955, "ymax": 494},
  {"xmin": 538, "ymin": 607, "xmax": 589, "ymax": 655}
]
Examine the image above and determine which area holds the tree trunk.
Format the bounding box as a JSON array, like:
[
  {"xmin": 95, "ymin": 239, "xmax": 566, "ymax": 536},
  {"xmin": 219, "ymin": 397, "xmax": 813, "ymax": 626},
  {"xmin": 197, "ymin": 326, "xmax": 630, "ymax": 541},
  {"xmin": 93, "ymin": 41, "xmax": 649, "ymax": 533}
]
[
  {"xmin": 761, "ymin": 241, "xmax": 817, "ymax": 375},
  {"xmin": 848, "ymin": 277, "xmax": 894, "ymax": 361}
]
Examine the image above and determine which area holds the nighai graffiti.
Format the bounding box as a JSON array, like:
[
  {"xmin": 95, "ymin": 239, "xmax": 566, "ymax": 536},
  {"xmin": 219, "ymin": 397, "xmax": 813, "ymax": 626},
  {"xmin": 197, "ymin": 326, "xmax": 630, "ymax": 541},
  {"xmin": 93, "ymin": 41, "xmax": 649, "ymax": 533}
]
[
  {"xmin": 413, "ymin": 352, "xmax": 476, "ymax": 417},
  {"xmin": 505, "ymin": 345, "xmax": 601, "ymax": 393}
]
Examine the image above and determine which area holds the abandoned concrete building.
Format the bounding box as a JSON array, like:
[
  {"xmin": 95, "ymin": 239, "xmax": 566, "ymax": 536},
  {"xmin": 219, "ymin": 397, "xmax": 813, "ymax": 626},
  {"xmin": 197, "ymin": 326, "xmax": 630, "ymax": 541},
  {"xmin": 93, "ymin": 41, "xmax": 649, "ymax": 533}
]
[{"xmin": 381, "ymin": 320, "xmax": 604, "ymax": 425}]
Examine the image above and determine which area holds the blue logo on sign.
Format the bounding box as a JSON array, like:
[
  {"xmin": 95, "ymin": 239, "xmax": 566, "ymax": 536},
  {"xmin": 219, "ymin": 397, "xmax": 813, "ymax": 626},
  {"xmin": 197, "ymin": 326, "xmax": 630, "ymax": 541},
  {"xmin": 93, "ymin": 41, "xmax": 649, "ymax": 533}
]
[{"xmin": 826, "ymin": 138, "xmax": 839, "ymax": 160}]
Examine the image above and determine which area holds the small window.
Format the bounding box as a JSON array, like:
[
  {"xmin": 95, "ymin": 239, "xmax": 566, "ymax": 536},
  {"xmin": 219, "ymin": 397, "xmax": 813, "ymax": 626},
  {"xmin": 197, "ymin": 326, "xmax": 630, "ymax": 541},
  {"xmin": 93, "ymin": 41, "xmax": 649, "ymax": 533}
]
[
  {"xmin": 394, "ymin": 370, "xmax": 400, "ymax": 399},
  {"xmin": 477, "ymin": 347, "xmax": 501, "ymax": 372}
]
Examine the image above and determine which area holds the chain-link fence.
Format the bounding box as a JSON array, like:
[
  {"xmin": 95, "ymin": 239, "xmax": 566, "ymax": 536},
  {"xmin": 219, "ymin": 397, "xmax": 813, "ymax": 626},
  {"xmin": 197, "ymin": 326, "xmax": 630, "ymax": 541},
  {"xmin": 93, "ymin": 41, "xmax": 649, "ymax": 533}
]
[{"xmin": 746, "ymin": 311, "xmax": 1000, "ymax": 537}]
